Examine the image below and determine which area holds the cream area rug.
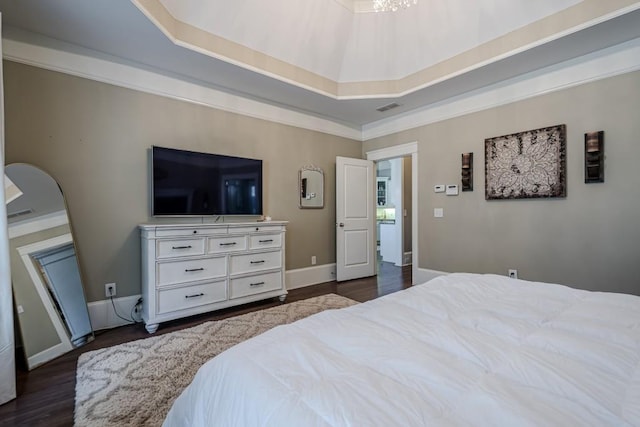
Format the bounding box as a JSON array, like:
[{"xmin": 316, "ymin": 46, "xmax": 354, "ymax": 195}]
[{"xmin": 74, "ymin": 294, "xmax": 357, "ymax": 427}]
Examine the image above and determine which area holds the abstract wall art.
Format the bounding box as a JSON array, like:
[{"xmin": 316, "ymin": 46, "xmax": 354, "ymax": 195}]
[{"xmin": 485, "ymin": 124, "xmax": 566, "ymax": 200}]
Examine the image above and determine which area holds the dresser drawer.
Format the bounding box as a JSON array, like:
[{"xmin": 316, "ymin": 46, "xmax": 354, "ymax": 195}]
[
  {"xmin": 249, "ymin": 233, "xmax": 281, "ymax": 250},
  {"xmin": 230, "ymin": 271, "xmax": 282, "ymax": 299},
  {"xmin": 229, "ymin": 250, "xmax": 282, "ymax": 275},
  {"xmin": 155, "ymin": 227, "xmax": 227, "ymax": 238},
  {"xmin": 157, "ymin": 280, "xmax": 227, "ymax": 314},
  {"xmin": 230, "ymin": 225, "xmax": 285, "ymax": 234},
  {"xmin": 208, "ymin": 235, "xmax": 247, "ymax": 254},
  {"xmin": 157, "ymin": 256, "xmax": 227, "ymax": 286},
  {"xmin": 157, "ymin": 238, "xmax": 205, "ymax": 259}
]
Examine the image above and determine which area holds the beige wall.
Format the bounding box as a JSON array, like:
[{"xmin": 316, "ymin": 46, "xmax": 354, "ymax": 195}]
[
  {"xmin": 3, "ymin": 61, "xmax": 362, "ymax": 302},
  {"xmin": 364, "ymin": 71, "xmax": 640, "ymax": 295}
]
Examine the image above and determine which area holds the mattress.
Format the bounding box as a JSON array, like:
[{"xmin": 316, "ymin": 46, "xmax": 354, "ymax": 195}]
[{"xmin": 163, "ymin": 273, "xmax": 640, "ymax": 426}]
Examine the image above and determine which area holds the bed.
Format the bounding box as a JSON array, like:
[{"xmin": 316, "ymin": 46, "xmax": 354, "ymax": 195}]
[{"xmin": 163, "ymin": 273, "xmax": 640, "ymax": 426}]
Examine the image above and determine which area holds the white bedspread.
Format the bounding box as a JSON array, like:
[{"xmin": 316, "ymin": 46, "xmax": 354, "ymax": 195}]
[{"xmin": 164, "ymin": 273, "xmax": 640, "ymax": 426}]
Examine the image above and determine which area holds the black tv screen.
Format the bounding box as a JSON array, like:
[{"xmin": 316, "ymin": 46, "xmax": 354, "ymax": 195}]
[{"xmin": 152, "ymin": 146, "xmax": 263, "ymax": 216}]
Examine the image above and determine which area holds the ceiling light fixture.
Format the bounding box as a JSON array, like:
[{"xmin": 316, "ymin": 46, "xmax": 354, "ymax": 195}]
[{"xmin": 373, "ymin": 0, "xmax": 418, "ymax": 12}]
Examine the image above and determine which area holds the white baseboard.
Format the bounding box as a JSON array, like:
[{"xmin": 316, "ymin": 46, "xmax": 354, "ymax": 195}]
[
  {"xmin": 93, "ymin": 262, "xmax": 431, "ymax": 330},
  {"xmin": 87, "ymin": 294, "xmax": 142, "ymax": 331},
  {"xmin": 27, "ymin": 341, "xmax": 72, "ymax": 370},
  {"xmin": 414, "ymin": 268, "xmax": 449, "ymax": 285},
  {"xmin": 286, "ymin": 264, "xmax": 337, "ymax": 290}
]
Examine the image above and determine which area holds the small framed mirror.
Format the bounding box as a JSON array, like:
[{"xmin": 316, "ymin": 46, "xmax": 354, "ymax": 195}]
[{"xmin": 299, "ymin": 166, "xmax": 324, "ymax": 209}]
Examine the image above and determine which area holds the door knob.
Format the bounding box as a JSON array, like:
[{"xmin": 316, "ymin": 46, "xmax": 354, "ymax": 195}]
[{"xmin": 339, "ymin": 223, "xmax": 344, "ymax": 227}]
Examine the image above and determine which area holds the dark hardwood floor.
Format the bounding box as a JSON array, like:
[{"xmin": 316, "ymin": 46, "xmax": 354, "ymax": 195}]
[{"xmin": 0, "ymin": 261, "xmax": 411, "ymax": 427}]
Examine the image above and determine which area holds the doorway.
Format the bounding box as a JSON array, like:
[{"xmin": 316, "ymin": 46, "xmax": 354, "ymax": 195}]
[
  {"xmin": 366, "ymin": 142, "xmax": 418, "ymax": 284},
  {"xmin": 375, "ymin": 157, "xmax": 411, "ymax": 268}
]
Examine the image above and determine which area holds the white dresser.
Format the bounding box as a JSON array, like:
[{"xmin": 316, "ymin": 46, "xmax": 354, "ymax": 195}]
[{"xmin": 139, "ymin": 221, "xmax": 287, "ymax": 333}]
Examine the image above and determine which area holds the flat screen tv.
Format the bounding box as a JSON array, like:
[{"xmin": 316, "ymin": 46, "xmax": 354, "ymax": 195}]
[{"xmin": 151, "ymin": 146, "xmax": 263, "ymax": 216}]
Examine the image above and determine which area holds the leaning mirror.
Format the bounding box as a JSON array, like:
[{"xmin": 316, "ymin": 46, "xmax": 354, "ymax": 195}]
[
  {"xmin": 5, "ymin": 164, "xmax": 93, "ymax": 370},
  {"xmin": 299, "ymin": 166, "xmax": 324, "ymax": 209}
]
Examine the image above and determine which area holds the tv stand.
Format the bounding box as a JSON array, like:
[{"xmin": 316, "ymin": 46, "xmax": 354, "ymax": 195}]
[{"xmin": 139, "ymin": 221, "xmax": 287, "ymax": 333}]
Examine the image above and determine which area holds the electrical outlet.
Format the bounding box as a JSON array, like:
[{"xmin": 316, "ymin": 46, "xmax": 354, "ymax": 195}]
[
  {"xmin": 105, "ymin": 282, "xmax": 116, "ymax": 297},
  {"xmin": 311, "ymin": 255, "xmax": 317, "ymax": 265},
  {"xmin": 508, "ymin": 269, "xmax": 518, "ymax": 279}
]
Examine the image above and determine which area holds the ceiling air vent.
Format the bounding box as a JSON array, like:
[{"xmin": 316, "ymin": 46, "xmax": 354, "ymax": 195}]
[
  {"xmin": 376, "ymin": 102, "xmax": 400, "ymax": 112},
  {"xmin": 8, "ymin": 208, "xmax": 33, "ymax": 219}
]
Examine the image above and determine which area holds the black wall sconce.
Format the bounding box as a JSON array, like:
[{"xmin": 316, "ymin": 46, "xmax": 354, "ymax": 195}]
[
  {"xmin": 584, "ymin": 131, "xmax": 604, "ymax": 183},
  {"xmin": 461, "ymin": 152, "xmax": 473, "ymax": 191}
]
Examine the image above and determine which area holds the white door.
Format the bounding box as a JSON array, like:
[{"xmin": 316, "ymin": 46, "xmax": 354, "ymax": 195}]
[
  {"xmin": 0, "ymin": 14, "xmax": 17, "ymax": 405},
  {"xmin": 336, "ymin": 156, "xmax": 375, "ymax": 281}
]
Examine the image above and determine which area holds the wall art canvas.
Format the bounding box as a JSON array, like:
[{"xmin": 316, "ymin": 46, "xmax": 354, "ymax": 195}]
[{"xmin": 485, "ymin": 124, "xmax": 566, "ymax": 200}]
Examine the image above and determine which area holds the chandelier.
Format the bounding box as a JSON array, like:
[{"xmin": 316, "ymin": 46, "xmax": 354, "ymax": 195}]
[{"xmin": 373, "ymin": 0, "xmax": 418, "ymax": 12}]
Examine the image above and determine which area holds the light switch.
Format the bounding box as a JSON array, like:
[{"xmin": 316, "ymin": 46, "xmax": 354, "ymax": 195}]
[
  {"xmin": 446, "ymin": 185, "xmax": 459, "ymax": 196},
  {"xmin": 17, "ymin": 305, "xmax": 24, "ymax": 314},
  {"xmin": 434, "ymin": 185, "xmax": 445, "ymax": 193},
  {"xmin": 434, "ymin": 208, "xmax": 444, "ymax": 218}
]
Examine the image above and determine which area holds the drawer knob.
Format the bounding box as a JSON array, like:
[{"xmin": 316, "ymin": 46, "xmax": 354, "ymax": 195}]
[
  {"xmin": 250, "ymin": 282, "xmax": 265, "ymax": 287},
  {"xmin": 258, "ymin": 239, "xmax": 273, "ymax": 243},
  {"xmin": 184, "ymin": 267, "xmax": 205, "ymax": 272},
  {"xmin": 250, "ymin": 260, "xmax": 265, "ymax": 264},
  {"xmin": 172, "ymin": 245, "xmax": 193, "ymax": 250},
  {"xmin": 185, "ymin": 293, "xmax": 204, "ymax": 299},
  {"xmin": 219, "ymin": 242, "xmax": 237, "ymax": 246},
  {"xmin": 193, "ymin": 230, "xmax": 198, "ymax": 234}
]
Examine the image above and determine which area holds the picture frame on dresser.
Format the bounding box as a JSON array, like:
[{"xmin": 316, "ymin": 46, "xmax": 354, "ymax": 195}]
[{"xmin": 139, "ymin": 221, "xmax": 287, "ymax": 333}]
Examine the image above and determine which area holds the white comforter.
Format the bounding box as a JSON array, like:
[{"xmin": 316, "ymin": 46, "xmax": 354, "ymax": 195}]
[{"xmin": 164, "ymin": 273, "xmax": 640, "ymax": 426}]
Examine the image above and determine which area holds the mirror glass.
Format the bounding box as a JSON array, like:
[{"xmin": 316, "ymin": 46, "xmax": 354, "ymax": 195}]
[
  {"xmin": 299, "ymin": 166, "xmax": 324, "ymax": 209},
  {"xmin": 5, "ymin": 164, "xmax": 93, "ymax": 369}
]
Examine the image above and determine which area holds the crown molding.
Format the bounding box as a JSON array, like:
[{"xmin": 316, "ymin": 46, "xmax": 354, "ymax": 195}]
[
  {"xmin": 2, "ymin": 36, "xmax": 362, "ymax": 141},
  {"xmin": 3, "ymin": 32, "xmax": 640, "ymax": 143},
  {"xmin": 362, "ymin": 37, "xmax": 640, "ymax": 140}
]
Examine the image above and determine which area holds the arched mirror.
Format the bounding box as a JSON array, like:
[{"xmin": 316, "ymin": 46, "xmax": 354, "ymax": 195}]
[
  {"xmin": 299, "ymin": 166, "xmax": 324, "ymax": 209},
  {"xmin": 5, "ymin": 164, "xmax": 93, "ymax": 370}
]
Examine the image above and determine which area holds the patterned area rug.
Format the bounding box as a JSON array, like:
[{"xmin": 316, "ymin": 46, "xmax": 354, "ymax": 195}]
[{"xmin": 74, "ymin": 294, "xmax": 357, "ymax": 426}]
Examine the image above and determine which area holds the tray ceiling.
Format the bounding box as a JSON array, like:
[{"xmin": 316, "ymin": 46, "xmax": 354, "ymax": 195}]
[{"xmin": 1, "ymin": 0, "xmax": 639, "ymax": 126}]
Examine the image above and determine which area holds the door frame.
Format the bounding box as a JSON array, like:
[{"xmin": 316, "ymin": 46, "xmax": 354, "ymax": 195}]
[{"xmin": 366, "ymin": 141, "xmax": 418, "ymax": 284}]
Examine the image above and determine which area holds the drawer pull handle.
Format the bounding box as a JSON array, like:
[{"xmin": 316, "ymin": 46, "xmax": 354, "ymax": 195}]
[
  {"xmin": 219, "ymin": 242, "xmax": 237, "ymax": 246},
  {"xmin": 185, "ymin": 267, "xmax": 205, "ymax": 272},
  {"xmin": 185, "ymin": 293, "xmax": 204, "ymax": 299},
  {"xmin": 250, "ymin": 260, "xmax": 265, "ymax": 264},
  {"xmin": 172, "ymin": 245, "xmax": 193, "ymax": 250},
  {"xmin": 250, "ymin": 282, "xmax": 265, "ymax": 287},
  {"xmin": 258, "ymin": 239, "xmax": 273, "ymax": 243}
]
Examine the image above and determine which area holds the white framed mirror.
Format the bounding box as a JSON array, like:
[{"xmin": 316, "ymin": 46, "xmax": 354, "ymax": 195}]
[
  {"xmin": 299, "ymin": 166, "xmax": 324, "ymax": 209},
  {"xmin": 5, "ymin": 163, "xmax": 93, "ymax": 369}
]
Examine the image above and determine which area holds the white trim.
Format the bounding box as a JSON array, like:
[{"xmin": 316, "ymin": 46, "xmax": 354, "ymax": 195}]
[
  {"xmin": 87, "ymin": 294, "xmax": 142, "ymax": 331},
  {"xmin": 3, "ymin": 30, "xmax": 640, "ymax": 143},
  {"xmin": 367, "ymin": 142, "xmax": 418, "ymax": 161},
  {"xmin": 414, "ymin": 268, "xmax": 448, "ymax": 285},
  {"xmin": 2, "ymin": 37, "xmax": 362, "ymax": 141},
  {"xmin": 26, "ymin": 342, "xmax": 70, "ymax": 370},
  {"xmin": 8, "ymin": 210, "xmax": 68, "ymax": 239},
  {"xmin": 16, "ymin": 234, "xmax": 74, "ymax": 369},
  {"xmin": 0, "ymin": 14, "xmax": 17, "ymax": 404},
  {"xmin": 366, "ymin": 142, "xmax": 419, "ymax": 283},
  {"xmin": 363, "ymin": 37, "xmax": 640, "ymax": 140},
  {"xmin": 286, "ymin": 264, "xmax": 336, "ymax": 290}
]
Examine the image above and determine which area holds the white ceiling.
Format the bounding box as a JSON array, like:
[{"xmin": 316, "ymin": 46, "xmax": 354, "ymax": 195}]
[
  {"xmin": 155, "ymin": 0, "xmax": 581, "ymax": 83},
  {"xmin": 1, "ymin": 0, "xmax": 639, "ymax": 128}
]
